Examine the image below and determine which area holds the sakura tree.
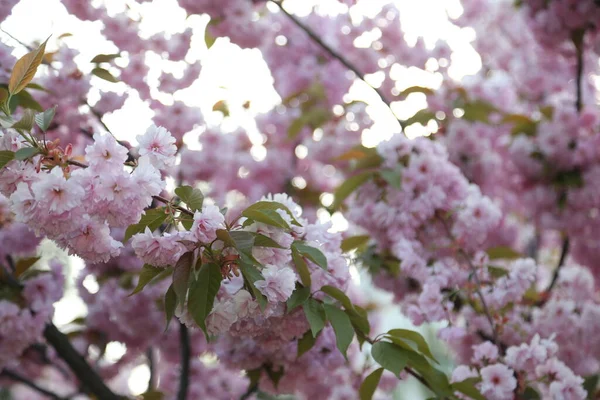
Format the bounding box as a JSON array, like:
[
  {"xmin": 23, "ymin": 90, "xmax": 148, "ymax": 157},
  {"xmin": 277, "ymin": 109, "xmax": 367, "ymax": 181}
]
[{"xmin": 0, "ymin": 0, "xmax": 599, "ymax": 399}]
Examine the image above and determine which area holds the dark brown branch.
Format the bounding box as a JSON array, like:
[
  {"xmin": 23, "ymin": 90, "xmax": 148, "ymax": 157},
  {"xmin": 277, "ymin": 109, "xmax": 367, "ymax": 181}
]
[
  {"xmin": 1, "ymin": 369, "xmax": 66, "ymax": 400},
  {"xmin": 43, "ymin": 323, "xmax": 122, "ymax": 400},
  {"xmin": 540, "ymin": 237, "xmax": 570, "ymax": 304},
  {"xmin": 177, "ymin": 323, "xmax": 191, "ymax": 400},
  {"xmin": 267, "ymin": 0, "xmax": 403, "ymax": 129},
  {"xmin": 147, "ymin": 348, "xmax": 155, "ymax": 391}
]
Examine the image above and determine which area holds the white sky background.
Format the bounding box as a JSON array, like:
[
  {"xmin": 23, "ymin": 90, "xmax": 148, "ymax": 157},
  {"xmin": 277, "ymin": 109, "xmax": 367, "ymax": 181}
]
[{"xmin": 1, "ymin": 0, "xmax": 480, "ymax": 397}]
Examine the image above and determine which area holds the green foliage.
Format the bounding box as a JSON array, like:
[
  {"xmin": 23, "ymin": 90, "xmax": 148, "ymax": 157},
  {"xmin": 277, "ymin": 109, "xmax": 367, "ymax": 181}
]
[
  {"xmin": 340, "ymin": 235, "xmax": 370, "ymax": 252},
  {"xmin": 403, "ymin": 109, "xmax": 435, "ymax": 127},
  {"xmin": 188, "ymin": 262, "xmax": 222, "ymax": 338},
  {"xmin": 130, "ymin": 264, "xmax": 165, "ymax": 296},
  {"xmin": 302, "ymin": 298, "xmax": 326, "ymax": 337},
  {"xmin": 91, "ymin": 67, "xmax": 119, "ymax": 83},
  {"xmin": 175, "ymin": 185, "xmax": 204, "ymax": 212},
  {"xmin": 371, "ymin": 341, "xmax": 408, "ymax": 376},
  {"xmin": 296, "ymin": 329, "xmax": 317, "ymax": 358},
  {"xmin": 286, "ymin": 286, "xmax": 310, "ymax": 313},
  {"xmin": 254, "ymin": 233, "xmax": 285, "ymax": 249},
  {"xmin": 291, "ymin": 250, "xmax": 311, "ymax": 287},
  {"xmin": 172, "ymin": 252, "xmax": 194, "ymax": 310},
  {"xmin": 387, "ymin": 329, "xmax": 438, "ymax": 363},
  {"xmin": 584, "ymin": 375, "xmax": 599, "ymax": 400},
  {"xmin": 123, "ymin": 207, "xmax": 169, "ymax": 242},
  {"xmin": 291, "ymin": 241, "xmax": 327, "ymax": 270},
  {"xmin": 90, "ymin": 53, "xmax": 120, "ymax": 63},
  {"xmin": 332, "ymin": 171, "xmax": 374, "ymax": 210},
  {"xmin": 288, "ymin": 108, "xmax": 331, "ymax": 139},
  {"xmin": 241, "ymin": 202, "xmax": 301, "ymax": 231},
  {"xmin": 397, "ymin": 86, "xmax": 434, "ymax": 99},
  {"xmin": 462, "ymin": 100, "xmax": 497, "ymax": 123},
  {"xmin": 14, "ymin": 147, "xmax": 40, "ymax": 161},
  {"xmin": 502, "ymin": 114, "xmax": 537, "ymax": 137},
  {"xmin": 240, "ymin": 262, "xmax": 268, "ymax": 310},
  {"xmin": 486, "ymin": 246, "xmax": 522, "ymax": 260},
  {"xmin": 14, "ymin": 256, "xmax": 40, "ymax": 277},
  {"xmin": 323, "ymin": 303, "xmax": 354, "ymax": 357},
  {"xmin": 359, "ymin": 368, "xmax": 384, "ymax": 400},
  {"xmin": 163, "ymin": 284, "xmax": 177, "ymax": 330},
  {"xmin": 0, "ymin": 151, "xmax": 15, "ymax": 169},
  {"xmin": 11, "ymin": 109, "xmax": 36, "ymax": 131},
  {"xmin": 379, "ymin": 167, "xmax": 403, "ymax": 189},
  {"xmin": 35, "ymin": 106, "xmax": 56, "ymax": 132},
  {"xmin": 452, "ymin": 378, "xmax": 485, "ymax": 400},
  {"xmin": 521, "ymin": 387, "xmax": 542, "ymax": 400}
]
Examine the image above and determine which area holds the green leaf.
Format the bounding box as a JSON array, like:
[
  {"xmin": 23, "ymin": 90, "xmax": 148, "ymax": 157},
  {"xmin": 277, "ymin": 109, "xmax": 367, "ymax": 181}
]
[
  {"xmin": 12, "ymin": 90, "xmax": 43, "ymax": 112},
  {"xmin": 14, "ymin": 147, "xmax": 40, "ymax": 161},
  {"xmin": 452, "ymin": 378, "xmax": 485, "ymax": 400},
  {"xmin": 91, "ymin": 67, "xmax": 119, "ymax": 83},
  {"xmin": 341, "ymin": 235, "xmax": 370, "ymax": 252},
  {"xmin": 502, "ymin": 114, "xmax": 537, "ymax": 137},
  {"xmin": 9, "ymin": 37, "xmax": 49, "ymax": 95},
  {"xmin": 321, "ymin": 285, "xmax": 354, "ymax": 311},
  {"xmin": 217, "ymin": 230, "xmax": 258, "ymax": 265},
  {"xmin": 487, "ymin": 265, "xmax": 509, "ymax": 278},
  {"xmin": 242, "ymin": 201, "xmax": 301, "ymax": 227},
  {"xmin": 297, "ymin": 328, "xmax": 317, "ymax": 358},
  {"xmin": 292, "ymin": 249, "xmax": 311, "ymax": 287},
  {"xmin": 240, "ymin": 262, "xmax": 268, "ymax": 310},
  {"xmin": 303, "ymin": 298, "xmax": 326, "ymax": 337},
  {"xmin": 164, "ymin": 284, "xmax": 177, "ymax": 331},
  {"xmin": 243, "ymin": 208, "xmax": 290, "ymax": 229},
  {"xmin": 521, "ymin": 386, "xmax": 542, "ymax": 400},
  {"xmin": 91, "ymin": 53, "xmax": 120, "ymax": 63},
  {"xmin": 287, "ymin": 286, "xmax": 310, "ymax": 313},
  {"xmin": 359, "ymin": 368, "xmax": 384, "ymax": 400},
  {"xmin": 35, "ymin": 106, "xmax": 56, "ymax": 132},
  {"xmin": 387, "ymin": 329, "xmax": 438, "ymax": 363},
  {"xmin": 175, "ymin": 185, "xmax": 204, "ymax": 212},
  {"xmin": 0, "ymin": 151, "xmax": 15, "ymax": 169},
  {"xmin": 540, "ymin": 106, "xmax": 554, "ymax": 120},
  {"xmin": 462, "ymin": 100, "xmax": 497, "ymax": 123},
  {"xmin": 173, "ymin": 252, "xmax": 194, "ymax": 310},
  {"xmin": 140, "ymin": 390, "xmax": 164, "ymax": 400},
  {"xmin": 371, "ymin": 341, "xmax": 408, "ymax": 376},
  {"xmin": 188, "ymin": 262, "xmax": 222, "ymax": 338},
  {"xmin": 264, "ymin": 365, "xmax": 285, "ymax": 389},
  {"xmin": 292, "ymin": 241, "xmax": 327, "ymax": 270},
  {"xmin": 486, "ymin": 246, "xmax": 522, "ymax": 260},
  {"xmin": 0, "ymin": 87, "xmax": 8, "ymax": 105},
  {"xmin": 123, "ymin": 208, "xmax": 168, "ymax": 243},
  {"xmin": 26, "ymin": 83, "xmax": 49, "ymax": 92},
  {"xmin": 346, "ymin": 305, "xmax": 371, "ymax": 336},
  {"xmin": 584, "ymin": 375, "xmax": 598, "ymax": 400},
  {"xmin": 323, "ymin": 303, "xmax": 354, "ymax": 357},
  {"xmin": 254, "ymin": 234, "xmax": 285, "ymax": 249},
  {"xmin": 130, "ymin": 264, "xmax": 165, "ymax": 296},
  {"xmin": 14, "ymin": 256, "xmax": 40, "ymax": 277},
  {"xmin": 398, "ymin": 86, "xmax": 434, "ymax": 99},
  {"xmin": 379, "ymin": 168, "xmax": 402, "ymax": 189},
  {"xmin": 332, "ymin": 171, "xmax": 374, "ymax": 210},
  {"xmin": 12, "ymin": 109, "xmax": 36, "ymax": 131},
  {"xmin": 403, "ymin": 109, "xmax": 435, "ymax": 127}
]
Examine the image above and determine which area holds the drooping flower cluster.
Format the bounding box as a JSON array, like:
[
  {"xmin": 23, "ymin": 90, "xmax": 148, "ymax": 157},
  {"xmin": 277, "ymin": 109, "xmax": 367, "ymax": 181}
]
[{"xmin": 0, "ymin": 125, "xmax": 173, "ymax": 263}]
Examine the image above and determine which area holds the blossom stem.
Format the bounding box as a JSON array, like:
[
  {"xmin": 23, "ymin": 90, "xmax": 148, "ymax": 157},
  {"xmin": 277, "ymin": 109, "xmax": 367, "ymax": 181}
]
[
  {"xmin": 543, "ymin": 237, "xmax": 570, "ymax": 299},
  {"xmin": 0, "ymin": 369, "xmax": 67, "ymax": 400},
  {"xmin": 267, "ymin": 0, "xmax": 404, "ymax": 130},
  {"xmin": 177, "ymin": 323, "xmax": 191, "ymax": 400},
  {"xmin": 147, "ymin": 348, "xmax": 155, "ymax": 391},
  {"xmin": 43, "ymin": 323, "xmax": 122, "ymax": 400}
]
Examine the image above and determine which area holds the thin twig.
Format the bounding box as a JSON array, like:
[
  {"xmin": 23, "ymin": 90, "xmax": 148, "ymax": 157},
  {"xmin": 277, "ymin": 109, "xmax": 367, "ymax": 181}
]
[
  {"xmin": 43, "ymin": 323, "xmax": 122, "ymax": 400},
  {"xmin": 437, "ymin": 215, "xmax": 499, "ymax": 344},
  {"xmin": 541, "ymin": 237, "xmax": 570, "ymax": 303},
  {"xmin": 267, "ymin": 0, "xmax": 403, "ymax": 129},
  {"xmin": 177, "ymin": 323, "xmax": 191, "ymax": 400},
  {"xmin": 1, "ymin": 369, "xmax": 66, "ymax": 400},
  {"xmin": 147, "ymin": 348, "xmax": 155, "ymax": 391}
]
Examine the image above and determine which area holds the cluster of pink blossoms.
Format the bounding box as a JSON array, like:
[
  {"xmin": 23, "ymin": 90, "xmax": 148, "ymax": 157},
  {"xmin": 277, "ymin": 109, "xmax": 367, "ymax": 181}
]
[{"xmin": 0, "ymin": 125, "xmax": 176, "ymax": 263}]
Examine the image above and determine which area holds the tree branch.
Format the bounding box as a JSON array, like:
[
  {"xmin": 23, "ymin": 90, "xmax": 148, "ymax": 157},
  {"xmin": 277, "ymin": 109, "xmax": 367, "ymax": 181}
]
[
  {"xmin": 147, "ymin": 348, "xmax": 155, "ymax": 391},
  {"xmin": 43, "ymin": 323, "xmax": 122, "ymax": 400},
  {"xmin": 177, "ymin": 323, "xmax": 191, "ymax": 400},
  {"xmin": 267, "ymin": 0, "xmax": 403, "ymax": 130},
  {"xmin": 1, "ymin": 369, "xmax": 67, "ymax": 400}
]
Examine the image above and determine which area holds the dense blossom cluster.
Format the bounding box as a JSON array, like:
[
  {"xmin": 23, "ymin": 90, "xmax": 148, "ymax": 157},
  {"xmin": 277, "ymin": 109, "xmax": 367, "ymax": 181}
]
[{"xmin": 1, "ymin": 0, "xmax": 600, "ymax": 399}]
